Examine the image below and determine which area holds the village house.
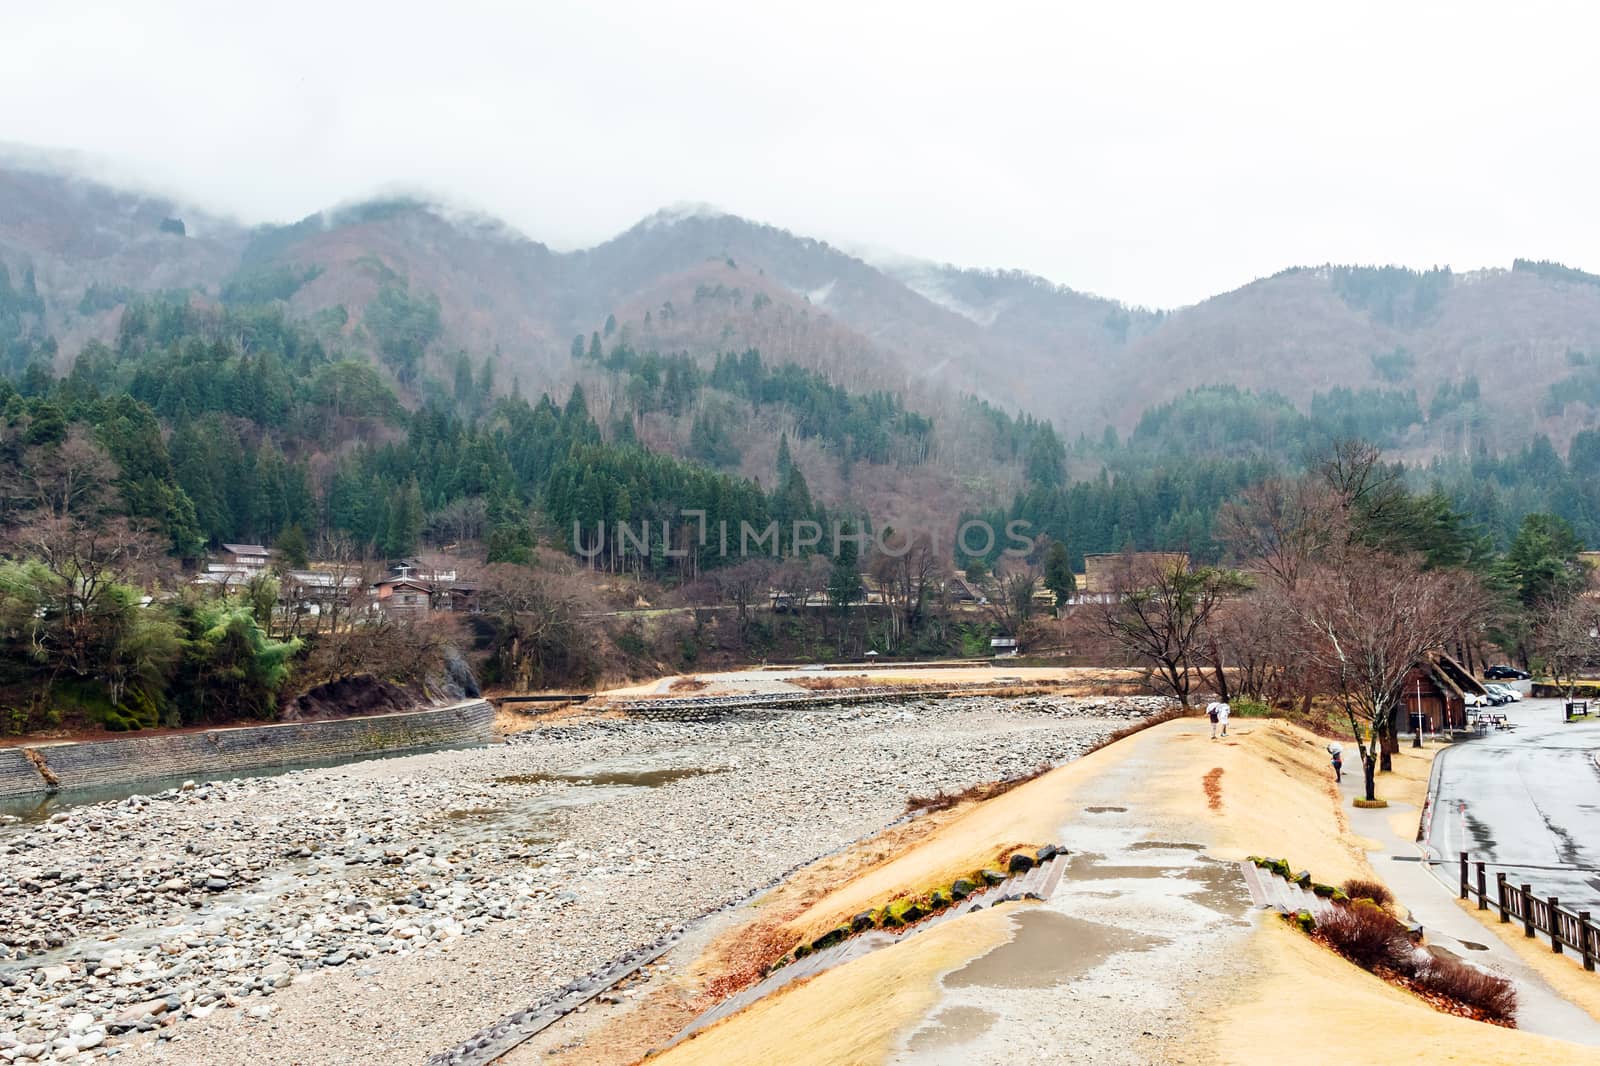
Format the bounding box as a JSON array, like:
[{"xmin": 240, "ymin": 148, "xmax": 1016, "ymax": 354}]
[
  {"xmin": 1395, "ymin": 651, "xmax": 1488, "ymax": 734},
  {"xmin": 372, "ymin": 577, "xmax": 434, "ymax": 621},
  {"xmin": 218, "ymin": 543, "xmax": 271, "ymax": 571},
  {"xmin": 1076, "ymin": 551, "xmax": 1192, "ymax": 602},
  {"xmin": 279, "ymin": 568, "xmax": 364, "ymax": 622},
  {"xmin": 390, "ymin": 558, "xmax": 458, "ymax": 585},
  {"xmin": 436, "ymin": 580, "xmax": 481, "ymax": 614},
  {"xmin": 193, "ymin": 543, "xmax": 273, "ymax": 590},
  {"xmin": 1580, "ymin": 551, "xmax": 1600, "ymax": 597}
]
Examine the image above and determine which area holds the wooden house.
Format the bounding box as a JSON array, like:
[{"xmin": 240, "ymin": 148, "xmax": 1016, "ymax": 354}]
[
  {"xmin": 373, "ymin": 577, "xmax": 433, "ymax": 620},
  {"xmin": 437, "ymin": 580, "xmax": 481, "ymax": 614},
  {"xmin": 1394, "ymin": 652, "xmax": 1487, "ymax": 734},
  {"xmin": 1080, "ymin": 551, "xmax": 1191, "ymax": 599},
  {"xmin": 218, "ymin": 543, "xmax": 271, "ymax": 570}
]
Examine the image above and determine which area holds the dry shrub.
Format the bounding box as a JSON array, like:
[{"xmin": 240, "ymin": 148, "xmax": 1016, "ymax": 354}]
[
  {"xmin": 668, "ymin": 676, "xmax": 708, "ymax": 692},
  {"xmin": 1411, "ymin": 956, "xmax": 1518, "ymax": 1023},
  {"xmin": 906, "ymin": 762, "xmax": 1053, "ymax": 813},
  {"xmin": 1316, "ymin": 901, "xmax": 1412, "ymax": 971},
  {"xmin": 1341, "ymin": 878, "xmax": 1395, "ymax": 909},
  {"xmin": 789, "ymin": 675, "xmax": 867, "ymax": 691}
]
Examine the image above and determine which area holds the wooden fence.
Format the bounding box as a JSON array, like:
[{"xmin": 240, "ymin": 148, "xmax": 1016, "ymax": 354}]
[{"xmin": 1459, "ymin": 852, "xmax": 1598, "ymax": 972}]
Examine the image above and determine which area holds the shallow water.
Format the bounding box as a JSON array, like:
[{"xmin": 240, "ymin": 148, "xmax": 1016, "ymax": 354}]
[
  {"xmin": 494, "ymin": 766, "xmax": 718, "ymax": 788},
  {"xmin": 906, "ymin": 1005, "xmax": 998, "ymax": 1051},
  {"xmin": 944, "ymin": 909, "xmax": 1163, "ymax": 989},
  {"xmin": 0, "ymin": 742, "xmax": 486, "ymax": 825}
]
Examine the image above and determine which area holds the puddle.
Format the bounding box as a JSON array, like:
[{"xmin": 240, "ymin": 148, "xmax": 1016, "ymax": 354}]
[
  {"xmin": 945, "ymin": 910, "xmax": 1162, "ymax": 989},
  {"xmin": 907, "ymin": 1005, "xmax": 997, "ymax": 1051},
  {"xmin": 1066, "ymin": 860, "xmax": 1169, "ymax": 881},
  {"xmin": 1129, "ymin": 841, "xmax": 1206, "ymax": 851},
  {"xmin": 1065, "ymin": 854, "xmax": 1251, "ymax": 920},
  {"xmin": 1083, "ymin": 806, "xmax": 1126, "ymax": 813},
  {"xmin": 495, "ymin": 767, "xmax": 717, "ymax": 788}
]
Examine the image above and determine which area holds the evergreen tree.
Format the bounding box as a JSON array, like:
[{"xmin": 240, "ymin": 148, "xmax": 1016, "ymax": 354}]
[
  {"xmin": 1042, "ymin": 540, "xmax": 1076, "ymax": 612},
  {"xmin": 275, "ymin": 524, "xmax": 309, "ymax": 569},
  {"xmin": 776, "ymin": 433, "xmax": 793, "ymax": 480},
  {"xmin": 453, "ymin": 352, "xmax": 475, "ymax": 412},
  {"xmin": 1499, "ymin": 513, "xmax": 1586, "ymax": 608},
  {"xmin": 384, "ymin": 479, "xmax": 425, "ymax": 557}
]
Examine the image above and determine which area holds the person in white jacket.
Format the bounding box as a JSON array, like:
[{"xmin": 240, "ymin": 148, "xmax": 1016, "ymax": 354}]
[{"xmin": 1205, "ymin": 700, "xmax": 1231, "ymax": 739}]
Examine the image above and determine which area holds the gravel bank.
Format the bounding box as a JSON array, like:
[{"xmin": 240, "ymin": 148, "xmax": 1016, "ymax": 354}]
[{"xmin": 0, "ymin": 696, "xmax": 1169, "ymax": 1065}]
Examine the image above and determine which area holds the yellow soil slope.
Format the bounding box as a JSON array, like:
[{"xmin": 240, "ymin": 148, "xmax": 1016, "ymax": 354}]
[
  {"xmin": 632, "ymin": 719, "xmax": 1592, "ymax": 1066},
  {"xmin": 1213, "ymin": 919, "xmax": 1600, "ymax": 1065},
  {"xmin": 650, "ymin": 906, "xmax": 1016, "ymax": 1066},
  {"xmin": 782, "ymin": 717, "xmax": 1374, "ymax": 946}
]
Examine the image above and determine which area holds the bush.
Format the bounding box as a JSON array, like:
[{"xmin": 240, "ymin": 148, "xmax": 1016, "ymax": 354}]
[
  {"xmin": 1413, "ymin": 956, "xmax": 1518, "ymax": 1022},
  {"xmin": 1317, "ymin": 901, "xmax": 1412, "ymax": 971},
  {"xmin": 1230, "ymin": 697, "xmax": 1274, "ymax": 717},
  {"xmin": 1341, "ymin": 878, "xmax": 1395, "ymax": 909}
]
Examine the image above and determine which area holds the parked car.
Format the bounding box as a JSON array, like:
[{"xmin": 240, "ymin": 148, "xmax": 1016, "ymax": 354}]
[
  {"xmin": 1485, "ymin": 665, "xmax": 1531, "ymax": 680},
  {"xmin": 1485, "ymin": 683, "xmax": 1522, "ymax": 703}
]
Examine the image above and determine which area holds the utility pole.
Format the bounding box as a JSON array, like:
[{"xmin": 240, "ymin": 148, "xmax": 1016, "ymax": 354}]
[{"xmin": 1412, "ymin": 677, "xmax": 1423, "ymax": 748}]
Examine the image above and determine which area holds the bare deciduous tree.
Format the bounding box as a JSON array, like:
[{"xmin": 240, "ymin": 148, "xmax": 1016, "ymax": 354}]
[
  {"xmin": 6, "ymin": 429, "xmax": 120, "ymax": 521},
  {"xmin": 1531, "ymin": 596, "xmax": 1600, "ymax": 700},
  {"xmin": 871, "ymin": 531, "xmax": 944, "ymax": 652},
  {"xmin": 1081, "ymin": 555, "xmax": 1248, "ymax": 705},
  {"xmin": 1216, "ymin": 477, "xmax": 1345, "ymax": 592},
  {"xmin": 1289, "ymin": 547, "xmax": 1487, "ymax": 800},
  {"xmin": 712, "ymin": 558, "xmax": 777, "ymax": 641},
  {"xmin": 477, "ymin": 564, "xmax": 597, "ymax": 690}
]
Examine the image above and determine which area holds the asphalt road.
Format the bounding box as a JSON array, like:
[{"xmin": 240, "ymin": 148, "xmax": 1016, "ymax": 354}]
[{"xmin": 1426, "ymin": 695, "xmax": 1600, "ymax": 914}]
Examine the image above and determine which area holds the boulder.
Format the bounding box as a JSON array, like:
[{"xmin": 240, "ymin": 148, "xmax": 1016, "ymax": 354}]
[{"xmin": 809, "ymin": 926, "xmax": 849, "ymax": 952}]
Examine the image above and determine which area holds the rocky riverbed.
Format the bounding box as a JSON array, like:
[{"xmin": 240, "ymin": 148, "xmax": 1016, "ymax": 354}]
[{"xmin": 0, "ymin": 695, "xmax": 1169, "ymax": 1065}]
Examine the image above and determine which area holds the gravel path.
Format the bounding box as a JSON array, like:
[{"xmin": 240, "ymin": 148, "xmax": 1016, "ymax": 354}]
[{"xmin": 0, "ymin": 696, "xmax": 1167, "ymax": 1065}]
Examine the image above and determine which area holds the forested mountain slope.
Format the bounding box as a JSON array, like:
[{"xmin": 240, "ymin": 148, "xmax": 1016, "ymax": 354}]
[{"xmin": 8, "ymin": 156, "xmax": 1600, "ymax": 459}]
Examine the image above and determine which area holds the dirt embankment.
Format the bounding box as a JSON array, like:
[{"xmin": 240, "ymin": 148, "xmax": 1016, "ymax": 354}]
[{"xmin": 568, "ymin": 718, "xmax": 1600, "ymax": 1066}]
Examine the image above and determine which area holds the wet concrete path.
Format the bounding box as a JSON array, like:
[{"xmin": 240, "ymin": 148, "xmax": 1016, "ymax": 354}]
[
  {"xmin": 891, "ymin": 728, "xmax": 1255, "ymax": 1066},
  {"xmin": 1425, "ymin": 698, "xmax": 1600, "ymax": 914},
  {"xmin": 1343, "ymin": 749, "xmax": 1600, "ymax": 1046}
]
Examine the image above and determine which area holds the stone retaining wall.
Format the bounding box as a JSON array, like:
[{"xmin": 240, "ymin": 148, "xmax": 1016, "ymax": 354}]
[
  {"xmin": 613, "ymin": 686, "xmax": 980, "ymax": 721},
  {"xmin": 1, "ymin": 700, "xmax": 495, "ymax": 799},
  {"xmin": 0, "ymin": 748, "xmax": 45, "ymax": 796}
]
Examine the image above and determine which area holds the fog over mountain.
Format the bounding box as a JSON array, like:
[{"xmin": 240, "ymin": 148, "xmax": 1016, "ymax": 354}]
[
  {"xmin": 8, "ymin": 153, "xmax": 1600, "ymax": 463},
  {"xmin": 10, "ymin": 3, "xmax": 1600, "ymax": 309}
]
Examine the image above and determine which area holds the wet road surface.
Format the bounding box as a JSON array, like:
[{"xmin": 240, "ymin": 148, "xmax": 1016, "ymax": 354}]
[{"xmin": 1427, "ymin": 696, "xmax": 1600, "ymax": 913}]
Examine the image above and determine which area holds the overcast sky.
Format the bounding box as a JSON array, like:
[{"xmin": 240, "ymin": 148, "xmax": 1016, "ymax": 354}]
[{"xmin": 6, "ymin": 1, "xmax": 1598, "ymax": 307}]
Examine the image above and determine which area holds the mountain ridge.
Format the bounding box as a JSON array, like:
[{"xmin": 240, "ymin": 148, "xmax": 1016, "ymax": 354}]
[{"xmin": 6, "ymin": 155, "xmax": 1600, "ymax": 456}]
